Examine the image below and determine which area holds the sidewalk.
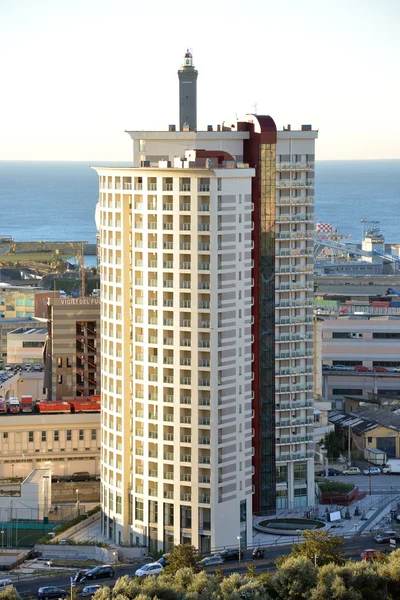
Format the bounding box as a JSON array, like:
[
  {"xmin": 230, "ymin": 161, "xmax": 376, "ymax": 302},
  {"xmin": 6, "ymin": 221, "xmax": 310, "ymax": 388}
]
[{"xmin": 252, "ymin": 492, "xmax": 400, "ymax": 548}]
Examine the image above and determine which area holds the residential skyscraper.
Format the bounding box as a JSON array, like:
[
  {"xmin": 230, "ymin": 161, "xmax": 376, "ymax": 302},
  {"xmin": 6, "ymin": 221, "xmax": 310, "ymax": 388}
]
[{"xmin": 94, "ymin": 54, "xmax": 317, "ymax": 551}]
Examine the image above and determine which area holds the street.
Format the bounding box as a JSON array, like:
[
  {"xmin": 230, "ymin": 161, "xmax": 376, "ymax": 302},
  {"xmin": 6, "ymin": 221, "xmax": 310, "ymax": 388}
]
[
  {"xmin": 14, "ymin": 535, "xmax": 396, "ymax": 596},
  {"xmin": 324, "ymin": 472, "xmax": 400, "ymax": 494}
]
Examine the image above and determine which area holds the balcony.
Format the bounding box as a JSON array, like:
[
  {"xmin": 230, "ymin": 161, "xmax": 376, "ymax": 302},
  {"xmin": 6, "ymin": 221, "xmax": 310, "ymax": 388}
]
[
  {"xmin": 199, "ymin": 494, "xmax": 210, "ymax": 504},
  {"xmin": 276, "ymin": 451, "xmax": 314, "ymax": 462}
]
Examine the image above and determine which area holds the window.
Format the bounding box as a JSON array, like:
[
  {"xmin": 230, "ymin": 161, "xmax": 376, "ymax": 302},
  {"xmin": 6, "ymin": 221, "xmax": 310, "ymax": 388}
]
[
  {"xmin": 276, "ymin": 464, "xmax": 288, "ymax": 483},
  {"xmin": 116, "ymin": 494, "xmax": 122, "ymax": 514},
  {"xmin": 276, "ymin": 489, "xmax": 288, "ymax": 509},
  {"xmin": 79, "ymin": 430, "xmax": 84, "ymax": 441},
  {"xmin": 57, "ymin": 358, "xmax": 62, "ymax": 368},
  {"xmin": 67, "ymin": 430, "xmax": 72, "ymax": 441},
  {"xmin": 373, "ymin": 332, "xmax": 400, "ymax": 339},
  {"xmin": 135, "ymin": 499, "xmax": 144, "ymax": 521},
  {"xmin": 54, "ymin": 431, "xmax": 59, "ymax": 442},
  {"xmin": 16, "ymin": 311, "xmax": 25, "ymax": 317},
  {"xmin": 67, "ymin": 357, "xmax": 72, "ymax": 368},
  {"xmin": 217, "ymin": 178, "xmax": 222, "ymax": 191},
  {"xmin": 332, "ymin": 389, "xmax": 363, "ymax": 396},
  {"xmin": 332, "ymin": 332, "xmax": 351, "ymax": 338},
  {"xmin": 294, "ymin": 488, "xmax": 307, "ymax": 507},
  {"xmin": 3, "ymin": 432, "xmax": 8, "ymax": 440},
  {"xmin": 41, "ymin": 431, "xmax": 47, "ymax": 442},
  {"xmin": 294, "ymin": 462, "xmax": 307, "ymax": 482},
  {"xmin": 332, "ymin": 360, "xmax": 360, "ymax": 366},
  {"xmin": 91, "ymin": 429, "xmax": 97, "ymax": 441},
  {"xmin": 16, "ymin": 298, "xmax": 25, "ymax": 306},
  {"xmin": 26, "ymin": 298, "xmax": 34, "ymax": 307},
  {"xmin": 109, "ymin": 490, "xmax": 113, "ymax": 511},
  {"xmin": 58, "ymin": 375, "xmax": 63, "ymax": 384},
  {"xmin": 29, "ymin": 431, "xmax": 34, "ymax": 442},
  {"xmin": 22, "ymin": 341, "xmax": 45, "ymax": 348},
  {"xmin": 368, "ymin": 437, "xmax": 373, "ymax": 443}
]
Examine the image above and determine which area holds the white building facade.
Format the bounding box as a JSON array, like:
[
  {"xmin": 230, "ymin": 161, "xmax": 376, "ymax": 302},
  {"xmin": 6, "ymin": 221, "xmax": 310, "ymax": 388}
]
[{"xmin": 95, "ymin": 159, "xmax": 254, "ymax": 552}]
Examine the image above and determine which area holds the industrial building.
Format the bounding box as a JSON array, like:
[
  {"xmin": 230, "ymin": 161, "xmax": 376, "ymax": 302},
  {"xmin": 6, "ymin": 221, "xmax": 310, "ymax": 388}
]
[
  {"xmin": 321, "ymin": 314, "xmax": 400, "ymax": 409},
  {"xmin": 44, "ymin": 297, "xmax": 100, "ymax": 400},
  {"xmin": 0, "ymin": 411, "xmax": 100, "ymax": 479},
  {"xmin": 94, "ymin": 51, "xmax": 317, "ymax": 550}
]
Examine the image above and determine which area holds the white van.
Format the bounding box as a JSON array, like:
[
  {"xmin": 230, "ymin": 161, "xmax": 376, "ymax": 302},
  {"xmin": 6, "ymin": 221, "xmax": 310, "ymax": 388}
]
[{"xmin": 0, "ymin": 580, "xmax": 14, "ymax": 591}]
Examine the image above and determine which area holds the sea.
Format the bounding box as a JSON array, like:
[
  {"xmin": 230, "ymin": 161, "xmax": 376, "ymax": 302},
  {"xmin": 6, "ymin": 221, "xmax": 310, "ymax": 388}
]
[{"xmin": 0, "ymin": 160, "xmax": 399, "ymax": 245}]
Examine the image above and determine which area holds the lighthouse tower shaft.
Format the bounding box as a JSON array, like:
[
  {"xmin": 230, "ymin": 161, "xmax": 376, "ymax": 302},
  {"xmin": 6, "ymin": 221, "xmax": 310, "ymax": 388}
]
[{"xmin": 178, "ymin": 50, "xmax": 198, "ymax": 131}]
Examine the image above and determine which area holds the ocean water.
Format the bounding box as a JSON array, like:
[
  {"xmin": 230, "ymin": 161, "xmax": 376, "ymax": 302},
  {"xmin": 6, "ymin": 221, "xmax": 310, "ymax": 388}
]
[{"xmin": 0, "ymin": 160, "xmax": 399, "ymax": 244}]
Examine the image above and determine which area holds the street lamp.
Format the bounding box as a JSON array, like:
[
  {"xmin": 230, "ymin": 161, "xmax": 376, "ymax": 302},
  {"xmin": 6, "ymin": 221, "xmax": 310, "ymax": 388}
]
[
  {"xmin": 76, "ymin": 489, "xmax": 80, "ymax": 516},
  {"xmin": 237, "ymin": 535, "xmax": 241, "ymax": 563},
  {"xmin": 296, "ymin": 529, "xmax": 301, "ymax": 544}
]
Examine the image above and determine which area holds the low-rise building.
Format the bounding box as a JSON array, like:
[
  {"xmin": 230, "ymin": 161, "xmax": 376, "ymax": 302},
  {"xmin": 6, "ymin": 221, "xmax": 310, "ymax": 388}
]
[
  {"xmin": 0, "ymin": 411, "xmax": 100, "ymax": 479},
  {"xmin": 0, "ymin": 317, "xmax": 44, "ymax": 365},
  {"xmin": 44, "ymin": 297, "xmax": 100, "ymax": 400},
  {"xmin": 0, "ymin": 371, "xmax": 46, "ymax": 402},
  {"xmin": 0, "ymin": 285, "xmax": 59, "ymax": 319},
  {"xmin": 7, "ymin": 327, "xmax": 47, "ymax": 366},
  {"xmin": 329, "ymin": 407, "xmax": 400, "ymax": 460},
  {"xmin": 0, "ymin": 469, "xmax": 51, "ymax": 522}
]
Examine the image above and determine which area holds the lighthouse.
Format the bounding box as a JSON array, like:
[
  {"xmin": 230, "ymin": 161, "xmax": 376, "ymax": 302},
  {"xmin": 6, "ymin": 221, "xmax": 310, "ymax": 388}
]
[{"xmin": 178, "ymin": 49, "xmax": 198, "ymax": 131}]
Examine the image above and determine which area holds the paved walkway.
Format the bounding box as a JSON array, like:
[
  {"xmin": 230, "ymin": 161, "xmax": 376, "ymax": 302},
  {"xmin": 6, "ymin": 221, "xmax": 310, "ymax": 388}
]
[{"xmin": 252, "ymin": 493, "xmax": 400, "ymax": 548}]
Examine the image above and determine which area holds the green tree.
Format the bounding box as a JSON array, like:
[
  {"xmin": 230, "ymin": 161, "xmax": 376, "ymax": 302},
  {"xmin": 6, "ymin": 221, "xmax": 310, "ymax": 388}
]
[
  {"xmin": 165, "ymin": 544, "xmax": 202, "ymax": 575},
  {"xmin": 0, "ymin": 589, "xmax": 22, "ymax": 600},
  {"xmin": 320, "ymin": 431, "xmax": 341, "ymax": 460},
  {"xmin": 278, "ymin": 529, "xmax": 345, "ymax": 567},
  {"xmin": 272, "ymin": 555, "xmax": 317, "ymax": 599},
  {"xmin": 310, "ymin": 562, "xmax": 387, "ymax": 600}
]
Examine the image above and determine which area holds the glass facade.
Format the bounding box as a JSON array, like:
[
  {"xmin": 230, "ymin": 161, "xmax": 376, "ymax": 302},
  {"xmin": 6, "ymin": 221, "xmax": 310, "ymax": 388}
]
[{"xmin": 258, "ymin": 143, "xmax": 276, "ymax": 513}]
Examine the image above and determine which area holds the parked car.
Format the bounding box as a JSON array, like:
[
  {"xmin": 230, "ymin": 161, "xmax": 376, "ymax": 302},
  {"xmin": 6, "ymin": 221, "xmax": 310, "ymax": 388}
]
[
  {"xmin": 81, "ymin": 585, "xmax": 102, "ymax": 597},
  {"xmin": 135, "ymin": 563, "xmax": 164, "ymax": 577},
  {"xmin": 69, "ymin": 471, "xmax": 91, "ymax": 482},
  {"xmin": 33, "ymin": 363, "xmax": 43, "ymax": 371},
  {"xmin": 331, "ymin": 365, "xmax": 353, "ymax": 371},
  {"xmin": 354, "ymin": 365, "xmax": 370, "ymax": 372},
  {"xmin": 363, "ymin": 467, "xmax": 381, "ymax": 476},
  {"xmin": 38, "ymin": 587, "xmax": 67, "ymax": 600},
  {"xmin": 322, "ymin": 364, "xmax": 331, "ymax": 370},
  {"xmin": 219, "ymin": 548, "xmax": 244, "ymax": 561},
  {"xmin": 199, "ymin": 555, "xmax": 224, "ymax": 567},
  {"xmin": 373, "ymin": 366, "xmax": 388, "ymax": 373},
  {"xmin": 342, "ymin": 466, "xmax": 361, "ymax": 476},
  {"xmin": 72, "ymin": 570, "xmax": 90, "ymax": 586},
  {"xmin": 81, "ymin": 565, "xmax": 115, "ymax": 581},
  {"xmin": 24, "ymin": 364, "xmax": 32, "ymax": 371},
  {"xmin": 4, "ymin": 365, "xmax": 12, "ymax": 372},
  {"xmin": 316, "ymin": 468, "xmax": 342, "ymax": 477},
  {"xmin": 392, "ymin": 367, "xmax": 400, "ymax": 373},
  {"xmin": 157, "ymin": 553, "xmax": 170, "ymax": 567},
  {"xmin": 375, "ymin": 531, "xmax": 400, "ymax": 544},
  {"xmin": 360, "ymin": 549, "xmax": 379, "ymax": 561}
]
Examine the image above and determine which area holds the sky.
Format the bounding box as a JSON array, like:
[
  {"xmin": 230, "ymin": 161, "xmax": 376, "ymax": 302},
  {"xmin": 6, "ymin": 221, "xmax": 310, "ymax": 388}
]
[{"xmin": 0, "ymin": 0, "xmax": 399, "ymax": 161}]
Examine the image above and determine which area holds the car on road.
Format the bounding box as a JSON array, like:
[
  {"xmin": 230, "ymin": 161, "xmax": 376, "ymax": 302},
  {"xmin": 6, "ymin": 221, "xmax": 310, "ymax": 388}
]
[
  {"xmin": 331, "ymin": 365, "xmax": 354, "ymax": 371},
  {"xmin": 342, "ymin": 466, "xmax": 361, "ymax": 476},
  {"xmin": 81, "ymin": 585, "xmax": 103, "ymax": 597},
  {"xmin": 219, "ymin": 548, "xmax": 245, "ymax": 561},
  {"xmin": 72, "ymin": 570, "xmax": 90, "ymax": 586},
  {"xmin": 157, "ymin": 553, "xmax": 170, "ymax": 567},
  {"xmin": 374, "ymin": 531, "xmax": 400, "ymax": 544},
  {"xmin": 373, "ymin": 366, "xmax": 388, "ymax": 373},
  {"xmin": 135, "ymin": 562, "xmax": 164, "ymax": 577},
  {"xmin": 38, "ymin": 587, "xmax": 67, "ymax": 599},
  {"xmin": 354, "ymin": 365, "xmax": 371, "ymax": 372},
  {"xmin": 360, "ymin": 549, "xmax": 379, "ymax": 561},
  {"xmin": 363, "ymin": 466, "xmax": 381, "ymax": 476},
  {"xmin": 81, "ymin": 565, "xmax": 115, "ymax": 581},
  {"xmin": 316, "ymin": 468, "xmax": 342, "ymax": 477},
  {"xmin": 199, "ymin": 555, "xmax": 225, "ymax": 567}
]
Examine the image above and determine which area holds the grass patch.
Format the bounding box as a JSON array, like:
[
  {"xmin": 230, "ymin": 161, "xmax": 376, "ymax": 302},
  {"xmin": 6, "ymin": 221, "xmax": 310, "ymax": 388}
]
[{"xmin": 319, "ymin": 481, "xmax": 355, "ymax": 494}]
